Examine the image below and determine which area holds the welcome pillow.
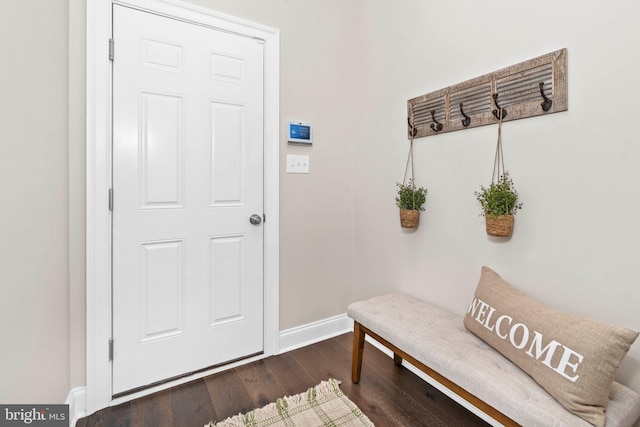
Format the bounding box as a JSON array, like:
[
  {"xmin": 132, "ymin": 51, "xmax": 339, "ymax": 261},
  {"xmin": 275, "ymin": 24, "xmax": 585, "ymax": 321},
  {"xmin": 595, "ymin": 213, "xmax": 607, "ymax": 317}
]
[{"xmin": 463, "ymin": 266, "xmax": 638, "ymax": 427}]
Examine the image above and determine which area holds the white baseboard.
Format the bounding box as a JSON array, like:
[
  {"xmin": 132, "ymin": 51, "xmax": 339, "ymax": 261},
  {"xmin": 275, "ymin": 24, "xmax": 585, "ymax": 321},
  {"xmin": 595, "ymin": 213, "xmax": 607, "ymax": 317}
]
[
  {"xmin": 66, "ymin": 386, "xmax": 87, "ymax": 427},
  {"xmin": 279, "ymin": 313, "xmax": 353, "ymax": 354}
]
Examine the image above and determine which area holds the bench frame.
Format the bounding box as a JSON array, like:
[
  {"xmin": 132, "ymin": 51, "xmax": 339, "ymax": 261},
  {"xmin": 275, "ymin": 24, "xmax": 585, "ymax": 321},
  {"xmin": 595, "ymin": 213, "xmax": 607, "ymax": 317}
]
[{"xmin": 351, "ymin": 321, "xmax": 520, "ymax": 427}]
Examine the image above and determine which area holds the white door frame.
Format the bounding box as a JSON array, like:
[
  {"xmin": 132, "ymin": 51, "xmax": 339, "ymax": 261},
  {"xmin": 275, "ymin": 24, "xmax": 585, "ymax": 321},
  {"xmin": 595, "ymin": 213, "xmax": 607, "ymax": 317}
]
[{"xmin": 86, "ymin": 0, "xmax": 280, "ymax": 414}]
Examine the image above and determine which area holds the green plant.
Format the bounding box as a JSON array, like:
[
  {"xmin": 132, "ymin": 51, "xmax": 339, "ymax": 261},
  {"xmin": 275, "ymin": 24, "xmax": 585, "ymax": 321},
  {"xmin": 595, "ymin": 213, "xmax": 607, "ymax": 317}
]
[
  {"xmin": 475, "ymin": 172, "xmax": 523, "ymax": 217},
  {"xmin": 395, "ymin": 180, "xmax": 427, "ymax": 211}
]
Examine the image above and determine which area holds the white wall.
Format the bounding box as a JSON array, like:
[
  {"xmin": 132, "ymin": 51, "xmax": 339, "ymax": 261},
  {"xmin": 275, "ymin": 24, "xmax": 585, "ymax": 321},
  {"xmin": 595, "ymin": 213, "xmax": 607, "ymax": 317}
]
[
  {"xmin": 0, "ymin": 0, "xmax": 71, "ymax": 402},
  {"xmin": 69, "ymin": 0, "xmax": 87, "ymax": 392},
  {"xmin": 349, "ymin": 0, "xmax": 640, "ymax": 396}
]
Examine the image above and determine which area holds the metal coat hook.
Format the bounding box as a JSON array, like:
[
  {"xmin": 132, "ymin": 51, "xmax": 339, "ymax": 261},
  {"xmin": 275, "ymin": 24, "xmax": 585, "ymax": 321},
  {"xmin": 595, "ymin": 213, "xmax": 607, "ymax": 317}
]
[
  {"xmin": 539, "ymin": 82, "xmax": 553, "ymax": 112},
  {"xmin": 407, "ymin": 117, "xmax": 417, "ymax": 137},
  {"xmin": 492, "ymin": 93, "xmax": 507, "ymax": 120},
  {"xmin": 430, "ymin": 110, "xmax": 443, "ymax": 132},
  {"xmin": 460, "ymin": 103, "xmax": 471, "ymax": 127}
]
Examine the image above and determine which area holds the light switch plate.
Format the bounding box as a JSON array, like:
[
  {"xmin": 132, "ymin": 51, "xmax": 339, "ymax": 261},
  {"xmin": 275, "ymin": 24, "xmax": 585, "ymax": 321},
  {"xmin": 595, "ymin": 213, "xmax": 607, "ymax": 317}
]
[{"xmin": 286, "ymin": 155, "xmax": 309, "ymax": 174}]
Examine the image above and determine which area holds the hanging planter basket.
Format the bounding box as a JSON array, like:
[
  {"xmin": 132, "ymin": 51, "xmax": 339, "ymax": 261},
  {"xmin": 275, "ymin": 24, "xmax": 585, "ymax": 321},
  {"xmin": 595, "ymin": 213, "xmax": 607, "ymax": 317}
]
[
  {"xmin": 474, "ymin": 107, "xmax": 523, "ymax": 237},
  {"xmin": 395, "ymin": 125, "xmax": 427, "ymax": 229},
  {"xmin": 485, "ymin": 214, "xmax": 514, "ymax": 237},
  {"xmin": 400, "ymin": 209, "xmax": 420, "ymax": 228}
]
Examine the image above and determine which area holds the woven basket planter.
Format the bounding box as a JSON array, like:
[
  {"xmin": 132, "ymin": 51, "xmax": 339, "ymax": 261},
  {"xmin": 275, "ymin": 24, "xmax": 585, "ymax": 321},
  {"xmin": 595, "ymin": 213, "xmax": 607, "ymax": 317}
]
[
  {"xmin": 485, "ymin": 214, "xmax": 514, "ymax": 237},
  {"xmin": 400, "ymin": 209, "xmax": 420, "ymax": 228}
]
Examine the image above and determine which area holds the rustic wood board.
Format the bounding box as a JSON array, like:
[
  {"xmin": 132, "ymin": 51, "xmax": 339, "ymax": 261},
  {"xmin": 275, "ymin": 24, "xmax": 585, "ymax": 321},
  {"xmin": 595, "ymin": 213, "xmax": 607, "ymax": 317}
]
[{"xmin": 408, "ymin": 48, "xmax": 567, "ymax": 139}]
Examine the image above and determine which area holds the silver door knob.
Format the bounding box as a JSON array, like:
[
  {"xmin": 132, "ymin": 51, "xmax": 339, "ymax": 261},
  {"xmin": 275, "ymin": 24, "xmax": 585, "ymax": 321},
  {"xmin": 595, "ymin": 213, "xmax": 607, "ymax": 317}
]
[{"xmin": 249, "ymin": 214, "xmax": 262, "ymax": 225}]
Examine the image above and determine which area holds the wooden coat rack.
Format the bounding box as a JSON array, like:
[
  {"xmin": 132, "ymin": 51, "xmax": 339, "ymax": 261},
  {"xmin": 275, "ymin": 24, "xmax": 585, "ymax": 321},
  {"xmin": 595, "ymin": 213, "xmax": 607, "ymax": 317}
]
[{"xmin": 407, "ymin": 49, "xmax": 567, "ymax": 139}]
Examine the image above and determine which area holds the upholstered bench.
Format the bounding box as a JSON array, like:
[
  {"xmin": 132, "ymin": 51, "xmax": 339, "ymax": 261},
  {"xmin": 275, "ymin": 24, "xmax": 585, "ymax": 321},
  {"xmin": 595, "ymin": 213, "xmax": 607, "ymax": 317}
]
[{"xmin": 348, "ymin": 290, "xmax": 640, "ymax": 426}]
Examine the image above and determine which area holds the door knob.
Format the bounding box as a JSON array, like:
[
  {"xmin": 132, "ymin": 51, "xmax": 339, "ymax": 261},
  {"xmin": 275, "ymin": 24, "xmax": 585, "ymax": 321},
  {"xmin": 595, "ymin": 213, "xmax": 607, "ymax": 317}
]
[{"xmin": 249, "ymin": 214, "xmax": 262, "ymax": 225}]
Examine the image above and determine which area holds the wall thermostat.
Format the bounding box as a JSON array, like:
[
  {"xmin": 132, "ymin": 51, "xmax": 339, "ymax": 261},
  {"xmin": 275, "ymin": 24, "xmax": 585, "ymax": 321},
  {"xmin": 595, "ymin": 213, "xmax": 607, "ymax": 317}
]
[{"xmin": 288, "ymin": 122, "xmax": 312, "ymax": 145}]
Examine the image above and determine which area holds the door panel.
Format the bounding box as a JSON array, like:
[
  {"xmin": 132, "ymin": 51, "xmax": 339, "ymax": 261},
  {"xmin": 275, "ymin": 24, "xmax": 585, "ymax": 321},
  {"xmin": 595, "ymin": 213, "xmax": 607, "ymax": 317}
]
[
  {"xmin": 112, "ymin": 4, "xmax": 264, "ymax": 395},
  {"xmin": 210, "ymin": 101, "xmax": 244, "ymax": 204},
  {"xmin": 140, "ymin": 92, "xmax": 184, "ymax": 208},
  {"xmin": 210, "ymin": 235, "xmax": 244, "ymax": 324},
  {"xmin": 139, "ymin": 239, "xmax": 184, "ymax": 341}
]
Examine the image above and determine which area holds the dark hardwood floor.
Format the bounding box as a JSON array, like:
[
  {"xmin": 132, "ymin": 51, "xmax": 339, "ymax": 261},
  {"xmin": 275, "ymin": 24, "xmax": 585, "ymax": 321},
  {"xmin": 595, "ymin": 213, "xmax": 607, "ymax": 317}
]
[{"xmin": 78, "ymin": 332, "xmax": 490, "ymax": 426}]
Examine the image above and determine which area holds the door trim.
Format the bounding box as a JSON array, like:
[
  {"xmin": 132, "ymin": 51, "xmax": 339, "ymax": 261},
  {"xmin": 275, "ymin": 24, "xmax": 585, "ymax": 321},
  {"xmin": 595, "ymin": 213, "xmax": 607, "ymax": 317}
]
[{"xmin": 86, "ymin": 0, "xmax": 280, "ymax": 414}]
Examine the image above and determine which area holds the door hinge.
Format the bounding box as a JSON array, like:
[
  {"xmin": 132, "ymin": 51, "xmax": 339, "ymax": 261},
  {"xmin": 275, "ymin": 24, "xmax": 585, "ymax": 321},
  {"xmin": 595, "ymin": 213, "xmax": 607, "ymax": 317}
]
[
  {"xmin": 109, "ymin": 38, "xmax": 114, "ymax": 61},
  {"xmin": 108, "ymin": 188, "xmax": 113, "ymax": 211},
  {"xmin": 109, "ymin": 338, "xmax": 114, "ymax": 361}
]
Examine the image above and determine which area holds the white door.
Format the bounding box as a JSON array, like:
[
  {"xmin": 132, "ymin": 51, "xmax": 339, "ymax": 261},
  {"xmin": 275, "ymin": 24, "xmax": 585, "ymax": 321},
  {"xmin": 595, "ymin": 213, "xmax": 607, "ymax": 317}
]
[{"xmin": 111, "ymin": 4, "xmax": 265, "ymax": 395}]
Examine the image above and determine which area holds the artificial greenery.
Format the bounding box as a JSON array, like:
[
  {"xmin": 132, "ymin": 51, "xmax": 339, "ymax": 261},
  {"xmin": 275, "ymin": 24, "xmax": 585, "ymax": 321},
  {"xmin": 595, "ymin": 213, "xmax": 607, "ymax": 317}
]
[
  {"xmin": 395, "ymin": 180, "xmax": 428, "ymax": 211},
  {"xmin": 475, "ymin": 172, "xmax": 523, "ymax": 217}
]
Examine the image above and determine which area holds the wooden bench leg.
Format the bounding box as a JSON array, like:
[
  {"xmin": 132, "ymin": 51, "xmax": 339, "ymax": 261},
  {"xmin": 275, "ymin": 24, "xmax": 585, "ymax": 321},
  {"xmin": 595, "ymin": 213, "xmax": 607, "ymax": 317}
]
[
  {"xmin": 352, "ymin": 321, "xmax": 366, "ymax": 383},
  {"xmin": 393, "ymin": 353, "xmax": 403, "ymax": 366}
]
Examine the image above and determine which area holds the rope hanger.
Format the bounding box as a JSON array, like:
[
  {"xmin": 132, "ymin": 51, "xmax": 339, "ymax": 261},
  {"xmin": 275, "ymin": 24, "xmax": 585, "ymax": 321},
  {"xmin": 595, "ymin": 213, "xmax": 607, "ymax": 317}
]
[
  {"xmin": 403, "ymin": 118, "xmax": 417, "ymax": 206},
  {"xmin": 491, "ymin": 107, "xmax": 506, "ymax": 184}
]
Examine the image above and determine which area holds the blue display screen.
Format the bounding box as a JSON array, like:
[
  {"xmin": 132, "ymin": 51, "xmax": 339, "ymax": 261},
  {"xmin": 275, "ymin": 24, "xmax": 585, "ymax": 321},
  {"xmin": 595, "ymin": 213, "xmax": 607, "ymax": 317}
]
[{"xmin": 290, "ymin": 123, "xmax": 311, "ymax": 141}]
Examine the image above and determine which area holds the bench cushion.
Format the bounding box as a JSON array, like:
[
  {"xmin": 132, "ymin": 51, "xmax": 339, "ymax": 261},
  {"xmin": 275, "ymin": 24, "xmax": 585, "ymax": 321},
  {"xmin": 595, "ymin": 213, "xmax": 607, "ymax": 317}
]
[
  {"xmin": 463, "ymin": 267, "xmax": 639, "ymax": 427},
  {"xmin": 348, "ymin": 293, "xmax": 640, "ymax": 427}
]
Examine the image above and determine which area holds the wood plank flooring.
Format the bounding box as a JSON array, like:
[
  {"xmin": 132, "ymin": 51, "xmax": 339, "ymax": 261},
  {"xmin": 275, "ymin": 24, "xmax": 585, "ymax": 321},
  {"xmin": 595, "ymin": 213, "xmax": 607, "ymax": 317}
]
[{"xmin": 77, "ymin": 332, "xmax": 490, "ymax": 426}]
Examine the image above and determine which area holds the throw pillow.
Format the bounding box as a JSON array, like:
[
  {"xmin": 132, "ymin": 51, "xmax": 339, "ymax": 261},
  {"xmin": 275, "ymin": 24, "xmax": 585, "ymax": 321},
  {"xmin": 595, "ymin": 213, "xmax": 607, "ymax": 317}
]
[{"xmin": 463, "ymin": 266, "xmax": 638, "ymax": 427}]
